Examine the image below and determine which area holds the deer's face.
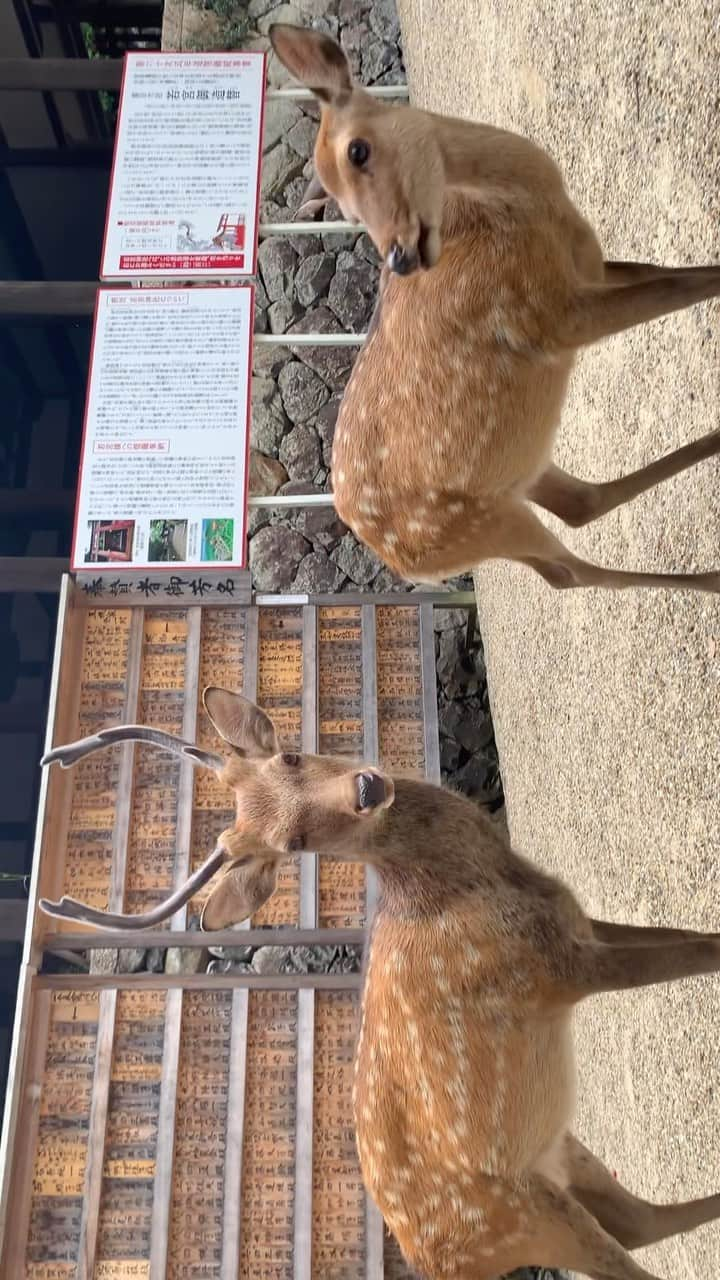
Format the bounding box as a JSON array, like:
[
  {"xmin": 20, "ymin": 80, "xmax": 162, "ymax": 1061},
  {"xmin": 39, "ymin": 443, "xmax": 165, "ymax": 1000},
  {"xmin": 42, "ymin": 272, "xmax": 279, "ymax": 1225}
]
[
  {"xmin": 196, "ymin": 688, "xmax": 394, "ymax": 928},
  {"xmin": 37, "ymin": 687, "xmax": 394, "ymax": 935},
  {"xmin": 222, "ymin": 748, "xmax": 394, "ymax": 860},
  {"xmin": 270, "ymin": 24, "xmax": 444, "ymax": 275}
]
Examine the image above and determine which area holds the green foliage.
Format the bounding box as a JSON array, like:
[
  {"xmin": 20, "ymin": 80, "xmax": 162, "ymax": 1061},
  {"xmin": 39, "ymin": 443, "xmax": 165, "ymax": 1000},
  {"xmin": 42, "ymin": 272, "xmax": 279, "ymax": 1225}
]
[
  {"xmin": 188, "ymin": 0, "xmax": 254, "ymax": 50},
  {"xmin": 80, "ymin": 21, "xmax": 117, "ymax": 119}
]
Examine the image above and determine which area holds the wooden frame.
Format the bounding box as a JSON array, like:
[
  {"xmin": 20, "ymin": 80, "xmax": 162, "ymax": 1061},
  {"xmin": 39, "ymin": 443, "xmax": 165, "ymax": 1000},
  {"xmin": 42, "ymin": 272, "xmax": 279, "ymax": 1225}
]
[{"xmin": 0, "ymin": 578, "xmax": 457, "ymax": 1277}]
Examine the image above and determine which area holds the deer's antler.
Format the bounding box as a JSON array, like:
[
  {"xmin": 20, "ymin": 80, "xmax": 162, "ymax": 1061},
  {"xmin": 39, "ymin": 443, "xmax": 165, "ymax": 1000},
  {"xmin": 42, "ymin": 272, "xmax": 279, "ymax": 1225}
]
[
  {"xmin": 41, "ymin": 725, "xmax": 224, "ymax": 772},
  {"xmin": 39, "ymin": 845, "xmax": 228, "ymax": 930}
]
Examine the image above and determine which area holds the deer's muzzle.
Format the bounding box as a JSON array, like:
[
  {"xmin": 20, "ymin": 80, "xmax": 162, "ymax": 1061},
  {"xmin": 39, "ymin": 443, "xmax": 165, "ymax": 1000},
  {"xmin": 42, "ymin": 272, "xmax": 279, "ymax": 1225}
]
[{"xmin": 355, "ymin": 770, "xmax": 391, "ymax": 812}]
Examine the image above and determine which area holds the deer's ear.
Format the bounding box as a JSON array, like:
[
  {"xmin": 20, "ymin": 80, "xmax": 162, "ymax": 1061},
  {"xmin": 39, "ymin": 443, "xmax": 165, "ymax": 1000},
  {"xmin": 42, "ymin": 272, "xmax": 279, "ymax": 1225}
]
[
  {"xmin": 200, "ymin": 856, "xmax": 280, "ymax": 930},
  {"xmin": 269, "ymin": 24, "xmax": 353, "ymax": 105},
  {"xmin": 295, "ymin": 170, "xmax": 329, "ymax": 221},
  {"xmin": 202, "ymin": 688, "xmax": 279, "ymax": 757}
]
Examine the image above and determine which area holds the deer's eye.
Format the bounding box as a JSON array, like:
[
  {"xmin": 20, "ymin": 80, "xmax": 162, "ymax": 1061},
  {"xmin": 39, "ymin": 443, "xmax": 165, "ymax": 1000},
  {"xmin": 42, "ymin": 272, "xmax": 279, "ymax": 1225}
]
[
  {"xmin": 348, "ymin": 138, "xmax": 370, "ymax": 168},
  {"xmin": 281, "ymin": 752, "xmax": 300, "ymax": 767},
  {"xmin": 287, "ymin": 835, "xmax": 305, "ymax": 853}
]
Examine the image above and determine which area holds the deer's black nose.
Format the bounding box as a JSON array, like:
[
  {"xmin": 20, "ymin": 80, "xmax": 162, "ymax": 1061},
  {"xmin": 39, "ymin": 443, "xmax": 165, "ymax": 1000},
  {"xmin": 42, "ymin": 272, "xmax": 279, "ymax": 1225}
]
[
  {"xmin": 355, "ymin": 771, "xmax": 386, "ymax": 812},
  {"xmin": 387, "ymin": 241, "xmax": 419, "ymax": 276}
]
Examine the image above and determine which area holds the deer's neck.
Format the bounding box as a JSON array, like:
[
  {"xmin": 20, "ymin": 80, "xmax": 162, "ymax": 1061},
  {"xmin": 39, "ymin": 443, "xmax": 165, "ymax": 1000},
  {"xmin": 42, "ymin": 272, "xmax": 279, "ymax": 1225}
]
[
  {"xmin": 430, "ymin": 112, "xmax": 566, "ymax": 208},
  {"xmin": 363, "ymin": 779, "xmax": 508, "ymax": 918}
]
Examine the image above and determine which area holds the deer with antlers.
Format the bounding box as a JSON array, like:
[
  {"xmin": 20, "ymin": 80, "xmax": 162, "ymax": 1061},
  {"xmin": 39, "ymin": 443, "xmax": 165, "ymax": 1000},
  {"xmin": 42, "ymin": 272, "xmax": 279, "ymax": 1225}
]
[
  {"xmin": 268, "ymin": 23, "xmax": 720, "ymax": 593},
  {"xmin": 39, "ymin": 691, "xmax": 720, "ymax": 1280}
]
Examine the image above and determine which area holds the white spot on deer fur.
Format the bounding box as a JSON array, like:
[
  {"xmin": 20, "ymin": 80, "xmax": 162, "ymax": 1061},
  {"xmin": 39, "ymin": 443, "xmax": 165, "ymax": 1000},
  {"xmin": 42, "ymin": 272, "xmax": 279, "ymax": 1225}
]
[
  {"xmin": 337, "ymin": 469, "xmax": 346, "ymax": 484},
  {"xmin": 419, "ymin": 1219, "xmax": 441, "ymax": 1240},
  {"xmin": 407, "ymin": 520, "xmax": 423, "ymax": 533},
  {"xmin": 448, "ymin": 500, "xmax": 465, "ymax": 516},
  {"xmin": 383, "ymin": 532, "xmax": 399, "ymax": 550},
  {"xmin": 464, "ymin": 1205, "xmax": 487, "ymax": 1227},
  {"xmin": 377, "ymin": 445, "xmax": 390, "ymax": 461}
]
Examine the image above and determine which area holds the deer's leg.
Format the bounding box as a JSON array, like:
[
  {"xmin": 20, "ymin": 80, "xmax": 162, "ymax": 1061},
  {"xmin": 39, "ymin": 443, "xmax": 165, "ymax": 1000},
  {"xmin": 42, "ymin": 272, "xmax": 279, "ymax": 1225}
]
[
  {"xmin": 400, "ymin": 500, "xmax": 720, "ymax": 592},
  {"xmin": 488, "ymin": 501, "xmax": 720, "ymax": 593},
  {"xmin": 563, "ymin": 1134, "xmax": 720, "ymax": 1250},
  {"xmin": 570, "ymin": 934, "xmax": 720, "ymax": 997},
  {"xmin": 529, "ymin": 429, "xmax": 720, "ymax": 527},
  {"xmin": 557, "ymin": 266, "xmax": 720, "ymax": 348},
  {"xmin": 604, "ymin": 260, "xmax": 720, "ymax": 285},
  {"xmin": 590, "ymin": 918, "xmax": 718, "ymax": 946},
  {"xmin": 447, "ymin": 1176, "xmax": 664, "ymax": 1280}
]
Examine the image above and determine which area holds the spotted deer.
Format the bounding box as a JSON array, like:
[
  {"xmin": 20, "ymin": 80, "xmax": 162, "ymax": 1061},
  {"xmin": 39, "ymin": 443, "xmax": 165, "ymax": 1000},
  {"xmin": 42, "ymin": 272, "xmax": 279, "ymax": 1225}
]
[
  {"xmin": 267, "ymin": 24, "xmax": 720, "ymax": 593},
  {"xmin": 39, "ymin": 689, "xmax": 720, "ymax": 1280}
]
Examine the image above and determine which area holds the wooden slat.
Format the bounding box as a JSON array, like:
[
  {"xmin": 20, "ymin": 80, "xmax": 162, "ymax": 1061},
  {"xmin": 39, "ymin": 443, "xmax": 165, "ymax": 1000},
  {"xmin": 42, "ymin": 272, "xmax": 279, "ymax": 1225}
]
[
  {"xmin": 83, "ymin": 609, "xmax": 154, "ymax": 1275},
  {"xmin": 149, "ymin": 609, "xmax": 201, "ymax": 1278},
  {"xmin": 419, "ymin": 604, "xmax": 441, "ymax": 784},
  {"xmin": 108, "ymin": 608, "xmax": 144, "ymax": 912},
  {"xmin": 0, "ymin": 990, "xmax": 52, "ymax": 1274},
  {"xmin": 300, "ymin": 605, "xmax": 319, "ymax": 929},
  {"xmin": 0, "ymin": 900, "xmax": 27, "ymax": 942},
  {"xmin": 215, "ymin": 605, "xmax": 257, "ymax": 1277},
  {"xmin": 36, "ymin": 973, "xmax": 361, "ymax": 992},
  {"xmin": 0, "ymin": 555, "xmax": 67, "ymax": 591},
  {"xmin": 243, "ymin": 605, "xmax": 259, "ymax": 701},
  {"xmin": 0, "ymin": 57, "xmax": 125, "ymax": 90},
  {"xmin": 221, "ymin": 989, "xmax": 249, "ymax": 1280},
  {"xmin": 171, "ymin": 606, "xmax": 202, "ymax": 922},
  {"xmin": 233, "ymin": 604, "xmax": 258, "ymax": 943},
  {"xmin": 361, "ymin": 605, "xmax": 381, "ymax": 922},
  {"xmin": 256, "ymin": 591, "xmax": 474, "ymax": 608},
  {"xmin": 149, "ymin": 989, "xmax": 182, "ymax": 1279},
  {"xmin": 0, "ymin": 281, "xmax": 101, "ymax": 315},
  {"xmin": 41, "ymin": 926, "xmax": 368, "ymax": 951},
  {"xmin": 76, "ymin": 988, "xmax": 118, "ymax": 1280},
  {"xmin": 0, "ymin": 59, "xmax": 408, "ymax": 95},
  {"xmin": 361, "ymin": 607, "xmax": 384, "ymax": 1278},
  {"xmin": 294, "ymin": 605, "xmax": 319, "ymax": 1279},
  {"xmin": 294, "ymin": 988, "xmax": 315, "ymax": 1280}
]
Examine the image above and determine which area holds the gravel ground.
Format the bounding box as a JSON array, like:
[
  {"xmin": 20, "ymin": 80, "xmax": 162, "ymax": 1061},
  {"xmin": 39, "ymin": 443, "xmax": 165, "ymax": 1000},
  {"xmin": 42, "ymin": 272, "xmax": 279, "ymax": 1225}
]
[{"xmin": 396, "ymin": 2, "xmax": 719, "ymax": 1277}]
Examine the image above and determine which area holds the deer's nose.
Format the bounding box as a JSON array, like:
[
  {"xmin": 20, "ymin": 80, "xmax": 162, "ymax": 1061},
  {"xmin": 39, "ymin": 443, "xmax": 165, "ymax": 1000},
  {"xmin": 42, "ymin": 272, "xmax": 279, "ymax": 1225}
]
[
  {"xmin": 386, "ymin": 241, "xmax": 419, "ymax": 276},
  {"xmin": 355, "ymin": 771, "xmax": 387, "ymax": 812}
]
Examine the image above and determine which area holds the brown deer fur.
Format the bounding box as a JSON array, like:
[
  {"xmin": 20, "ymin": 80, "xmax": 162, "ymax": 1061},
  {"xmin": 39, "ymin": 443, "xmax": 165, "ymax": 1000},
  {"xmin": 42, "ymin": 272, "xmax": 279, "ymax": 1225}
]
[
  {"xmin": 268, "ymin": 24, "xmax": 720, "ymax": 594},
  {"xmin": 39, "ymin": 691, "xmax": 720, "ymax": 1280}
]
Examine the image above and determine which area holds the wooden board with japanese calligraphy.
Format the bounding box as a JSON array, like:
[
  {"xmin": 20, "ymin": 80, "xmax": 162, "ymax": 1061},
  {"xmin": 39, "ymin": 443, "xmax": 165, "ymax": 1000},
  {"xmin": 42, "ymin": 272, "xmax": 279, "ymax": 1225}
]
[{"xmin": 0, "ymin": 579, "xmax": 443, "ymax": 1278}]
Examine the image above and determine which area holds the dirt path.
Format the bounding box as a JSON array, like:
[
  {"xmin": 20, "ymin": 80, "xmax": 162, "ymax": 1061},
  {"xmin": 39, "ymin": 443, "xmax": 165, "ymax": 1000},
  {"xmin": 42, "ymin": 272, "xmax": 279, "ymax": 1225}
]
[{"xmin": 396, "ymin": 2, "xmax": 720, "ymax": 1275}]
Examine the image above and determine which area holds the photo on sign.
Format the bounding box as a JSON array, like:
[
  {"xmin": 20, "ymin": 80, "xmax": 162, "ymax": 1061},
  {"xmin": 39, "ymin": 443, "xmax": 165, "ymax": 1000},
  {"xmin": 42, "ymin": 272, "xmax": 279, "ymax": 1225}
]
[
  {"xmin": 201, "ymin": 518, "xmax": 234, "ymax": 562},
  {"xmin": 148, "ymin": 518, "xmax": 189, "ymax": 563},
  {"xmin": 84, "ymin": 519, "xmax": 135, "ymax": 564},
  {"xmin": 177, "ymin": 211, "xmax": 246, "ymax": 260}
]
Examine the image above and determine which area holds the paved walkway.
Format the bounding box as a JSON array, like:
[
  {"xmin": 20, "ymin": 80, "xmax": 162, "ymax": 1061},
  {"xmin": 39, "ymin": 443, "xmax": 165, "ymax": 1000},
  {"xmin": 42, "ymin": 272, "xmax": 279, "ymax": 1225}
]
[{"xmin": 397, "ymin": 2, "xmax": 719, "ymax": 1275}]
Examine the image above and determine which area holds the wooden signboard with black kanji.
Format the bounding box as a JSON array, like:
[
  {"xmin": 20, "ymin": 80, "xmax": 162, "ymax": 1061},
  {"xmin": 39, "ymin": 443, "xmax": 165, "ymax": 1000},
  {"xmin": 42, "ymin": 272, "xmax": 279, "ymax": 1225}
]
[{"xmin": 0, "ymin": 578, "xmax": 445, "ymax": 1278}]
